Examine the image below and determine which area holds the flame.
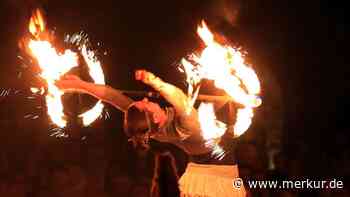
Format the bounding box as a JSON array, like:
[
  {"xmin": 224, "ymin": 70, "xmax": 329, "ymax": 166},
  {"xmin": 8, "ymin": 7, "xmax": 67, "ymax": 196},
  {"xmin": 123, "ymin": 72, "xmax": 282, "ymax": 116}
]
[
  {"xmin": 198, "ymin": 103, "xmax": 226, "ymax": 140},
  {"xmin": 27, "ymin": 9, "xmax": 105, "ymax": 128},
  {"xmin": 28, "ymin": 40, "xmax": 78, "ymax": 127},
  {"xmin": 78, "ymin": 45, "xmax": 105, "ymax": 126},
  {"xmin": 181, "ymin": 21, "xmax": 262, "ymax": 139},
  {"xmin": 29, "ymin": 9, "xmax": 45, "ymax": 38}
]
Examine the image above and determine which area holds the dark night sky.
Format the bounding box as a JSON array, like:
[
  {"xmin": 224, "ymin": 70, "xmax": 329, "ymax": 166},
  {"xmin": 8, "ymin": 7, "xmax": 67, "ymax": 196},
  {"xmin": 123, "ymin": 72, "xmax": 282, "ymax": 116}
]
[{"xmin": 0, "ymin": 0, "xmax": 348, "ymax": 175}]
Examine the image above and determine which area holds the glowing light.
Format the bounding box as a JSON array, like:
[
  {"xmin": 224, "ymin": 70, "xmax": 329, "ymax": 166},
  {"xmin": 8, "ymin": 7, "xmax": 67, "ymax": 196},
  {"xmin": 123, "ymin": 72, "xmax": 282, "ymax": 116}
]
[
  {"xmin": 27, "ymin": 9, "xmax": 105, "ymax": 128},
  {"xmin": 181, "ymin": 21, "xmax": 262, "ymax": 141},
  {"xmin": 78, "ymin": 45, "xmax": 105, "ymax": 126},
  {"xmin": 30, "ymin": 87, "xmax": 45, "ymax": 95},
  {"xmin": 198, "ymin": 103, "xmax": 226, "ymax": 140},
  {"xmin": 29, "ymin": 9, "xmax": 45, "ymax": 38}
]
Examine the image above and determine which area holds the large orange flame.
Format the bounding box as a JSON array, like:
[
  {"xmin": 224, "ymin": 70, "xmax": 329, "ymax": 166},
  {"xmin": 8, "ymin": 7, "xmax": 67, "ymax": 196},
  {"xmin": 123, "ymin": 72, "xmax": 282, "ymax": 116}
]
[
  {"xmin": 181, "ymin": 21, "xmax": 262, "ymax": 140},
  {"xmin": 27, "ymin": 9, "xmax": 105, "ymax": 128},
  {"xmin": 29, "ymin": 9, "xmax": 45, "ymax": 38}
]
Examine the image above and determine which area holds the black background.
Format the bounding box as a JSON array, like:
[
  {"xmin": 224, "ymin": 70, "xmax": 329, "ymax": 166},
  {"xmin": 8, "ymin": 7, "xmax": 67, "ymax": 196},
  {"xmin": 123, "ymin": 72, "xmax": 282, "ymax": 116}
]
[{"xmin": 0, "ymin": 0, "xmax": 348, "ymax": 193}]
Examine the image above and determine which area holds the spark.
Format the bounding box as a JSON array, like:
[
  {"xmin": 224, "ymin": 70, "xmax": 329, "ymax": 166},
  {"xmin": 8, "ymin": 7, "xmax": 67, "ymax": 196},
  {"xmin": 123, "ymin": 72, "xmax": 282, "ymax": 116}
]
[
  {"xmin": 49, "ymin": 128, "xmax": 69, "ymax": 138},
  {"xmin": 0, "ymin": 89, "xmax": 11, "ymax": 97},
  {"xmin": 32, "ymin": 115, "xmax": 39, "ymax": 120},
  {"xmin": 104, "ymin": 110, "xmax": 110, "ymax": 120},
  {"xmin": 24, "ymin": 114, "xmax": 33, "ymax": 119},
  {"xmin": 205, "ymin": 140, "xmax": 226, "ymax": 160}
]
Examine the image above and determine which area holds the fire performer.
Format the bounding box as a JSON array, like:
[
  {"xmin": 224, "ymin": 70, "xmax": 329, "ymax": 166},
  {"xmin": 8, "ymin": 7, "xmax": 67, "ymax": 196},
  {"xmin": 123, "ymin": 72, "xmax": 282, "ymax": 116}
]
[{"xmin": 56, "ymin": 70, "xmax": 246, "ymax": 197}]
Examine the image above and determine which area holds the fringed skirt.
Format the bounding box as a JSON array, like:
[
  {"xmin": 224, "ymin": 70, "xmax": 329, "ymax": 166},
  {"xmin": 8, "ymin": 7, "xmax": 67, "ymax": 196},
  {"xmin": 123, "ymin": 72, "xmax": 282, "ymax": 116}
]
[{"xmin": 179, "ymin": 163, "xmax": 246, "ymax": 197}]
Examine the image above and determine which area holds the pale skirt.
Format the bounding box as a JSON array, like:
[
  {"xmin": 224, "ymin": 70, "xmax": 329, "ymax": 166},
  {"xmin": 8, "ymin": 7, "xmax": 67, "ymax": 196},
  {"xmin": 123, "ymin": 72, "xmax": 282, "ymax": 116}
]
[{"xmin": 179, "ymin": 163, "xmax": 246, "ymax": 197}]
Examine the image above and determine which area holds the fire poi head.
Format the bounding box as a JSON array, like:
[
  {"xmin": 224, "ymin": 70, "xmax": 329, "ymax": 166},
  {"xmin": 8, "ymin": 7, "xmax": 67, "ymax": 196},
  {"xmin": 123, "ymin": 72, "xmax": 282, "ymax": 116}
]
[
  {"xmin": 180, "ymin": 21, "xmax": 262, "ymax": 157},
  {"xmin": 25, "ymin": 9, "xmax": 106, "ymax": 129}
]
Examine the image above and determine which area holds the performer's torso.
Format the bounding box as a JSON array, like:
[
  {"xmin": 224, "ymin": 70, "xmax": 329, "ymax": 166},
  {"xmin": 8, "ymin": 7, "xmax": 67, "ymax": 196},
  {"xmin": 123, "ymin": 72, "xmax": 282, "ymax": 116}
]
[{"xmin": 147, "ymin": 107, "xmax": 237, "ymax": 164}]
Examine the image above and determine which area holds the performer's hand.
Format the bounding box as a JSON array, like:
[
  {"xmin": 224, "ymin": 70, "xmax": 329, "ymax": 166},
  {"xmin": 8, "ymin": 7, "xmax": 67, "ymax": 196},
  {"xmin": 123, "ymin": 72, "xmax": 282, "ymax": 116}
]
[
  {"xmin": 135, "ymin": 69, "xmax": 156, "ymax": 85},
  {"xmin": 55, "ymin": 75, "xmax": 85, "ymax": 93}
]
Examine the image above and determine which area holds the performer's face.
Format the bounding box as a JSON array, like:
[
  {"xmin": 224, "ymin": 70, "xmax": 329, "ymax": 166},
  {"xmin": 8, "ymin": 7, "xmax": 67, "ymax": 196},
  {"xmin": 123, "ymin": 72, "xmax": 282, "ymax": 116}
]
[{"xmin": 124, "ymin": 105, "xmax": 153, "ymax": 150}]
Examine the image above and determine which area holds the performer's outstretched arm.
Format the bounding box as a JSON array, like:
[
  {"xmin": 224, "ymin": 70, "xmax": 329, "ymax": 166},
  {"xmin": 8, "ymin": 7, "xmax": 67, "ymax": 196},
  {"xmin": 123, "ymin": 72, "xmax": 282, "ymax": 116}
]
[
  {"xmin": 135, "ymin": 70, "xmax": 192, "ymax": 116},
  {"xmin": 55, "ymin": 75, "xmax": 133, "ymax": 112},
  {"xmin": 135, "ymin": 70, "xmax": 201, "ymax": 136}
]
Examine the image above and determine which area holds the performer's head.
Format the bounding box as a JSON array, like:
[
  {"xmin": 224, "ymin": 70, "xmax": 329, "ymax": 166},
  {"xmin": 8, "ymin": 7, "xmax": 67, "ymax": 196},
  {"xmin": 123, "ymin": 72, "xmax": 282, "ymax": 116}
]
[{"xmin": 124, "ymin": 105, "xmax": 152, "ymax": 150}]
